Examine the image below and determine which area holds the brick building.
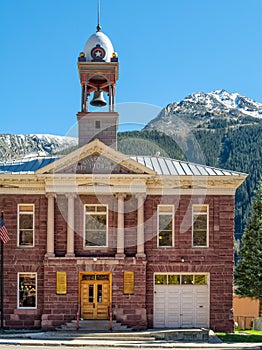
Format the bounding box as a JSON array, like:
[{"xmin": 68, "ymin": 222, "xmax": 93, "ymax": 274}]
[{"xmin": 0, "ymin": 24, "xmax": 246, "ymax": 332}]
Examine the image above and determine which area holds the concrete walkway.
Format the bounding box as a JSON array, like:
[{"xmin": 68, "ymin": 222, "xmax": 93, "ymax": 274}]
[{"xmin": 0, "ymin": 330, "xmax": 261, "ymax": 349}]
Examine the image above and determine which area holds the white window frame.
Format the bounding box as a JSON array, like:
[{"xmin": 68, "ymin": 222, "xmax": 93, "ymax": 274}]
[
  {"xmin": 154, "ymin": 272, "xmax": 209, "ymax": 285},
  {"xmin": 84, "ymin": 204, "xmax": 108, "ymax": 248},
  {"xmin": 17, "ymin": 204, "xmax": 35, "ymax": 248},
  {"xmin": 17, "ymin": 272, "xmax": 37, "ymax": 309},
  {"xmin": 157, "ymin": 205, "xmax": 174, "ymax": 248},
  {"xmin": 192, "ymin": 204, "xmax": 209, "ymax": 248}
]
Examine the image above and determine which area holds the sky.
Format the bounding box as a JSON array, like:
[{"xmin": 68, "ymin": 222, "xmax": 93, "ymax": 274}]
[{"xmin": 1, "ymin": 0, "xmax": 262, "ymax": 137}]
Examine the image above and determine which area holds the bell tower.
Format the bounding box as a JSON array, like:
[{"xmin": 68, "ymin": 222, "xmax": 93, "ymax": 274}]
[{"xmin": 77, "ymin": 17, "xmax": 119, "ymax": 149}]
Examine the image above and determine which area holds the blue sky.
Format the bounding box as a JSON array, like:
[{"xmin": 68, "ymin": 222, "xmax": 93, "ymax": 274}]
[{"xmin": 1, "ymin": 0, "xmax": 262, "ymax": 136}]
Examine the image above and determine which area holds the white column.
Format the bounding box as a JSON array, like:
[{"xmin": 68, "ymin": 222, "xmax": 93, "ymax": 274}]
[
  {"xmin": 115, "ymin": 193, "xmax": 126, "ymax": 258},
  {"xmin": 66, "ymin": 193, "xmax": 76, "ymax": 257},
  {"xmin": 45, "ymin": 193, "xmax": 55, "ymax": 257},
  {"xmin": 136, "ymin": 194, "xmax": 146, "ymax": 258}
]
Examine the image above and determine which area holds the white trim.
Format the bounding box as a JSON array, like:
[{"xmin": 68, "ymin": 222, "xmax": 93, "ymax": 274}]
[
  {"xmin": 83, "ymin": 204, "xmax": 108, "ymax": 248},
  {"xmin": 157, "ymin": 205, "xmax": 175, "ymax": 248},
  {"xmin": 17, "ymin": 204, "xmax": 35, "ymax": 248},
  {"xmin": 192, "ymin": 204, "xmax": 209, "ymax": 248},
  {"xmin": 17, "ymin": 272, "xmax": 37, "ymax": 310}
]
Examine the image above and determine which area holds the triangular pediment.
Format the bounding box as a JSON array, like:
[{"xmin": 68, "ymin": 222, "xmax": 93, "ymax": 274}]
[{"xmin": 36, "ymin": 139, "xmax": 156, "ymax": 175}]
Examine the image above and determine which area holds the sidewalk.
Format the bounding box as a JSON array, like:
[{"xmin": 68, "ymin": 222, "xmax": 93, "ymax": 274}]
[{"xmin": 0, "ymin": 330, "xmax": 262, "ymax": 349}]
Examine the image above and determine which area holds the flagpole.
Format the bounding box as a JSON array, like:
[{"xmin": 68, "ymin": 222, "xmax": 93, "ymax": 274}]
[
  {"xmin": 0, "ymin": 210, "xmax": 9, "ymax": 330},
  {"xmin": 0, "ymin": 239, "xmax": 3, "ymax": 329}
]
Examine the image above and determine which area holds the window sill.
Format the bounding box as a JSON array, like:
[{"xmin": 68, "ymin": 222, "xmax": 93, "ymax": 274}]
[
  {"xmin": 83, "ymin": 246, "xmax": 108, "ymax": 249},
  {"xmin": 14, "ymin": 308, "xmax": 38, "ymax": 314},
  {"xmin": 192, "ymin": 246, "xmax": 209, "ymax": 249}
]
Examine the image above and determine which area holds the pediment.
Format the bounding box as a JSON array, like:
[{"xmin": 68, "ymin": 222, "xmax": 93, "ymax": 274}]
[{"xmin": 36, "ymin": 139, "xmax": 155, "ymax": 175}]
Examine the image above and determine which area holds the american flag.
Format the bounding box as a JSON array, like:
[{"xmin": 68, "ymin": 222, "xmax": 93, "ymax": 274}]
[{"xmin": 0, "ymin": 212, "xmax": 10, "ymax": 244}]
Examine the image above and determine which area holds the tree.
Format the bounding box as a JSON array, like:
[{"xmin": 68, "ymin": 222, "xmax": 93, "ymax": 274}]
[{"xmin": 234, "ymin": 178, "xmax": 262, "ymax": 316}]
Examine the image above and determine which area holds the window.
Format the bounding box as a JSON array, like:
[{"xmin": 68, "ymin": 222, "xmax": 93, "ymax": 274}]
[
  {"xmin": 18, "ymin": 204, "xmax": 34, "ymax": 247},
  {"xmin": 155, "ymin": 274, "xmax": 207, "ymax": 285},
  {"xmin": 84, "ymin": 205, "xmax": 108, "ymax": 247},
  {"xmin": 18, "ymin": 273, "xmax": 36, "ymax": 308},
  {"xmin": 158, "ymin": 205, "xmax": 174, "ymax": 247},
  {"xmin": 192, "ymin": 205, "xmax": 209, "ymax": 247}
]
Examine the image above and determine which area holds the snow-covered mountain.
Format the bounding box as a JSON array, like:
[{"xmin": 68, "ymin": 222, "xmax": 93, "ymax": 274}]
[
  {"xmin": 0, "ymin": 134, "xmax": 77, "ymax": 162},
  {"xmin": 144, "ymin": 89, "xmax": 262, "ymax": 135}
]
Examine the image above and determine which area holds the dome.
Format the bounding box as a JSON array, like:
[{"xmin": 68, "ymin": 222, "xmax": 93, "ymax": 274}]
[{"xmin": 84, "ymin": 31, "xmax": 114, "ymax": 62}]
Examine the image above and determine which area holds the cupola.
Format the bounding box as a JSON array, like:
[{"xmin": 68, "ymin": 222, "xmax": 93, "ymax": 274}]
[{"xmin": 76, "ymin": 13, "xmax": 119, "ymax": 149}]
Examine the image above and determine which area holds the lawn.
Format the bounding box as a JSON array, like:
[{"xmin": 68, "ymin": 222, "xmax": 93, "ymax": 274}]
[{"xmin": 216, "ymin": 329, "xmax": 262, "ymax": 343}]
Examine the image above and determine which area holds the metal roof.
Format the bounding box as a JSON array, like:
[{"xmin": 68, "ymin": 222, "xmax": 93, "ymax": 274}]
[
  {"xmin": 0, "ymin": 155, "xmax": 244, "ymax": 177},
  {"xmin": 131, "ymin": 156, "xmax": 245, "ymax": 176},
  {"xmin": 0, "ymin": 157, "xmax": 58, "ymax": 174}
]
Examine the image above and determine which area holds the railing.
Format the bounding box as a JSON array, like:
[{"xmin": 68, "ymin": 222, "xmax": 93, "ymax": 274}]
[{"xmin": 76, "ymin": 303, "xmax": 81, "ymax": 331}]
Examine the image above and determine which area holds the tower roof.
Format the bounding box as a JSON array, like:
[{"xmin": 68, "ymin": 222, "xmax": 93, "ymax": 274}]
[{"xmin": 84, "ymin": 31, "xmax": 114, "ymax": 62}]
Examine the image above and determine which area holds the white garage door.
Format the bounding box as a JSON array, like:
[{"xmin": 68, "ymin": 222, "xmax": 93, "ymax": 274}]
[{"xmin": 154, "ymin": 274, "xmax": 209, "ymax": 328}]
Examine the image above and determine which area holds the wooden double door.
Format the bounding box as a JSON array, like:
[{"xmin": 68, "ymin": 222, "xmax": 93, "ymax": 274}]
[{"xmin": 80, "ymin": 273, "xmax": 110, "ymax": 320}]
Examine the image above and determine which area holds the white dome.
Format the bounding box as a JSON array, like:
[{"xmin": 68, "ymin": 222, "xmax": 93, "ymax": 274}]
[{"xmin": 84, "ymin": 31, "xmax": 114, "ymax": 62}]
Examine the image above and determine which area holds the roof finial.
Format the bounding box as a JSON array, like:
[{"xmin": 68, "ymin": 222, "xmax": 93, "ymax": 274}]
[{"xmin": 96, "ymin": 0, "xmax": 101, "ymax": 32}]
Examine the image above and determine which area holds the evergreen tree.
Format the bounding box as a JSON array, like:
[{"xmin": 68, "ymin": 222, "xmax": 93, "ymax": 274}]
[{"xmin": 234, "ymin": 178, "xmax": 262, "ymax": 316}]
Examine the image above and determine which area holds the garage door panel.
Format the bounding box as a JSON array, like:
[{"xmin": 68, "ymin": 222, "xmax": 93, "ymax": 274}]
[{"xmin": 166, "ymin": 290, "xmax": 180, "ymax": 328}]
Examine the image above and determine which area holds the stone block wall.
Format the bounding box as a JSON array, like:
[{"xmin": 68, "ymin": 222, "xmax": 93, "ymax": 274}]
[
  {"xmin": 0, "ymin": 192, "xmax": 235, "ymax": 332},
  {"xmin": 144, "ymin": 194, "xmax": 235, "ymax": 332}
]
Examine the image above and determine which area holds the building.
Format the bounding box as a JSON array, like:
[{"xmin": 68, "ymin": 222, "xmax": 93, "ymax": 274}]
[
  {"xmin": 233, "ymin": 295, "xmax": 260, "ymax": 329},
  {"xmin": 0, "ymin": 22, "xmax": 246, "ymax": 332}
]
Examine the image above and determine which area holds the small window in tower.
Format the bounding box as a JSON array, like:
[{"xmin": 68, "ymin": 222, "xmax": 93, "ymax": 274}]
[{"xmin": 95, "ymin": 120, "xmax": 101, "ymax": 129}]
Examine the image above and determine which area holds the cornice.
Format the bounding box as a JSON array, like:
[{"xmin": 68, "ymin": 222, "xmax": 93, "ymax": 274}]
[{"xmin": 0, "ymin": 172, "xmax": 247, "ymax": 196}]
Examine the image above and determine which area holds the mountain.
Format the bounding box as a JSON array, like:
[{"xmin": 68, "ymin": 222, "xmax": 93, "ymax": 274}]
[
  {"xmin": 145, "ymin": 89, "xmax": 262, "ymax": 134},
  {"xmin": 0, "ymin": 134, "xmax": 78, "ymax": 161},
  {"xmin": 119, "ymin": 90, "xmax": 262, "ymax": 239}
]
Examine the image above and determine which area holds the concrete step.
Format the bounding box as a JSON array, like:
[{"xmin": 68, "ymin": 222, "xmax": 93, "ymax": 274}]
[{"xmin": 57, "ymin": 319, "xmax": 132, "ymax": 332}]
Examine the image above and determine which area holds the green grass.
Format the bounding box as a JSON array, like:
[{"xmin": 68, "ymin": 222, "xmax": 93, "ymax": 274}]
[{"xmin": 216, "ymin": 329, "xmax": 262, "ymax": 343}]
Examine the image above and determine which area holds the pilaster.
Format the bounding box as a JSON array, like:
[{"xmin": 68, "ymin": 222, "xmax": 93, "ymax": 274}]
[
  {"xmin": 115, "ymin": 193, "xmax": 126, "ymax": 258},
  {"xmin": 136, "ymin": 193, "xmax": 146, "ymax": 258},
  {"xmin": 66, "ymin": 193, "xmax": 76, "ymax": 257},
  {"xmin": 45, "ymin": 193, "xmax": 55, "ymax": 258}
]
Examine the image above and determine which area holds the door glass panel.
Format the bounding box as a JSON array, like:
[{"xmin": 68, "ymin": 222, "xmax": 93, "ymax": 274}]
[
  {"xmin": 88, "ymin": 285, "xmax": 94, "ymax": 302},
  {"xmin": 168, "ymin": 275, "xmax": 180, "ymax": 284},
  {"xmin": 96, "ymin": 275, "xmax": 109, "ymax": 280},
  {"xmin": 155, "ymin": 275, "xmax": 167, "ymax": 284},
  {"xmin": 97, "ymin": 284, "xmax": 102, "ymax": 302},
  {"xmin": 194, "ymin": 275, "xmax": 207, "ymax": 285},
  {"xmin": 181, "ymin": 275, "xmax": 193, "ymax": 284},
  {"xmin": 83, "ymin": 275, "xmax": 95, "ymax": 280}
]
